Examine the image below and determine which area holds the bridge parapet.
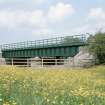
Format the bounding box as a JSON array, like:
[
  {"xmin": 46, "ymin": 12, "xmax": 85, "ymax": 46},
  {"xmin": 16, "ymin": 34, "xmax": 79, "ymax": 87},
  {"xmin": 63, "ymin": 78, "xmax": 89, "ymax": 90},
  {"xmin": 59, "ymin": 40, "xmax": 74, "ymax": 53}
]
[{"xmin": 1, "ymin": 35, "xmax": 86, "ymax": 51}]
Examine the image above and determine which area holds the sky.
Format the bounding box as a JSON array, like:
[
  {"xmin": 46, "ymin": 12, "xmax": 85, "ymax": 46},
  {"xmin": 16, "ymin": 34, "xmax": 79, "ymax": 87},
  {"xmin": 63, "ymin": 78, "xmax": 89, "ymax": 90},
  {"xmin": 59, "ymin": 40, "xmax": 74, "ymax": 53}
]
[{"xmin": 0, "ymin": 0, "xmax": 105, "ymax": 44}]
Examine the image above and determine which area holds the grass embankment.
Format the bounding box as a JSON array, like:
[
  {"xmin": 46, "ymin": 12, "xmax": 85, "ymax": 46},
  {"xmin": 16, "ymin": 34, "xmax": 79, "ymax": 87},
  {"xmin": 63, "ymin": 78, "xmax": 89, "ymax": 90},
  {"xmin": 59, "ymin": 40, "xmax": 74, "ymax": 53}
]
[{"xmin": 0, "ymin": 66, "xmax": 105, "ymax": 105}]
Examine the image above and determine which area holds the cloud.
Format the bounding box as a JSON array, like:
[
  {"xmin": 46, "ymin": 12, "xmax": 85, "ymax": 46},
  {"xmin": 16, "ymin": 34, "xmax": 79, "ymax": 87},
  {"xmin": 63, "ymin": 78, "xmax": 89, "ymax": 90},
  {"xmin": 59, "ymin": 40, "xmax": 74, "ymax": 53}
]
[
  {"xmin": 88, "ymin": 8, "xmax": 105, "ymax": 20},
  {"xmin": 69, "ymin": 8, "xmax": 105, "ymax": 35},
  {"xmin": 87, "ymin": 8, "xmax": 105, "ymax": 31},
  {"xmin": 0, "ymin": 0, "xmax": 45, "ymax": 4},
  {"xmin": 0, "ymin": 2, "xmax": 74, "ymax": 28},
  {"xmin": 47, "ymin": 2, "xmax": 74, "ymax": 22},
  {"xmin": 0, "ymin": 10, "xmax": 47, "ymax": 28},
  {"xmin": 0, "ymin": 2, "xmax": 75, "ymax": 37},
  {"xmin": 71, "ymin": 24, "xmax": 101, "ymax": 35},
  {"xmin": 29, "ymin": 10, "xmax": 47, "ymax": 28}
]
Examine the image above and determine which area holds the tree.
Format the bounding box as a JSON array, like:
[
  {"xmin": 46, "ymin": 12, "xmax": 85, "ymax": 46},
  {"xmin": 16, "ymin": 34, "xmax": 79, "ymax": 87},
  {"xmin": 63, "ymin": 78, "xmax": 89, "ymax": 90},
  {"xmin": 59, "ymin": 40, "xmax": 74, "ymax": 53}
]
[{"xmin": 88, "ymin": 32, "xmax": 105, "ymax": 64}]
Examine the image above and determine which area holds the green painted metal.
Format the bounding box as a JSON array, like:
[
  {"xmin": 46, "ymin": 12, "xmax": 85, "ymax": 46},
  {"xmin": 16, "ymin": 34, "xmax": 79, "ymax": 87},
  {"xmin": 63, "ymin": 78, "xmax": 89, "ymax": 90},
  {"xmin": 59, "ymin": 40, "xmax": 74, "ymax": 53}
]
[
  {"xmin": 1, "ymin": 35, "xmax": 86, "ymax": 58},
  {"xmin": 2, "ymin": 46, "xmax": 80, "ymax": 58}
]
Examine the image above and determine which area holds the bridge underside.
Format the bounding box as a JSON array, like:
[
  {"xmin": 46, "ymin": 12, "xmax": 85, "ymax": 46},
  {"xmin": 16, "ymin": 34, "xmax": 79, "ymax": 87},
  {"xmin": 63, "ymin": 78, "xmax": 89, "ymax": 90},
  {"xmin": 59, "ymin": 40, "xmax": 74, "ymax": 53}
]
[{"xmin": 2, "ymin": 46, "xmax": 79, "ymax": 58}]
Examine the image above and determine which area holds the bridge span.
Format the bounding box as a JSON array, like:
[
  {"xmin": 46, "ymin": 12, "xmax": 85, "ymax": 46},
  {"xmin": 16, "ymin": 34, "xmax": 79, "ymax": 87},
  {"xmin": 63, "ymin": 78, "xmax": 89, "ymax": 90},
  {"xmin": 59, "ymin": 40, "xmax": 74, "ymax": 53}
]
[{"xmin": 0, "ymin": 35, "xmax": 86, "ymax": 59}]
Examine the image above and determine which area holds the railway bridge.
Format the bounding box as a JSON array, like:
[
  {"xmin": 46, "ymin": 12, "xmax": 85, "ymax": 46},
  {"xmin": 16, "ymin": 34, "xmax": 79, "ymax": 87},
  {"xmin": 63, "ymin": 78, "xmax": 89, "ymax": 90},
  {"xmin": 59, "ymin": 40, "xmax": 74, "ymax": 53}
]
[{"xmin": 0, "ymin": 35, "xmax": 87, "ymax": 66}]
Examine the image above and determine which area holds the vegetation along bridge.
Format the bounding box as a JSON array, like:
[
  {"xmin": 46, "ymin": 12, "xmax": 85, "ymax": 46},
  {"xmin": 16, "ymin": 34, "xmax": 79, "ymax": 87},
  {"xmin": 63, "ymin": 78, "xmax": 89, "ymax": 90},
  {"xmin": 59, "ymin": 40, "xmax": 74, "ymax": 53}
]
[{"xmin": 0, "ymin": 35, "xmax": 86, "ymax": 60}]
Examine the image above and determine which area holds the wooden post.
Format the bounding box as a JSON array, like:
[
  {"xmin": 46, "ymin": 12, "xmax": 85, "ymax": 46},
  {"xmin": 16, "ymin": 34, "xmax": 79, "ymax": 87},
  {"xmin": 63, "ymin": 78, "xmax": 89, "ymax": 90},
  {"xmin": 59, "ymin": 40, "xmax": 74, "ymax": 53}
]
[
  {"xmin": 27, "ymin": 59, "xmax": 29, "ymax": 67},
  {"xmin": 42, "ymin": 58, "xmax": 43, "ymax": 67},
  {"xmin": 55, "ymin": 59, "xmax": 57, "ymax": 65},
  {"xmin": 73, "ymin": 57, "xmax": 75, "ymax": 67},
  {"xmin": 12, "ymin": 58, "xmax": 13, "ymax": 66}
]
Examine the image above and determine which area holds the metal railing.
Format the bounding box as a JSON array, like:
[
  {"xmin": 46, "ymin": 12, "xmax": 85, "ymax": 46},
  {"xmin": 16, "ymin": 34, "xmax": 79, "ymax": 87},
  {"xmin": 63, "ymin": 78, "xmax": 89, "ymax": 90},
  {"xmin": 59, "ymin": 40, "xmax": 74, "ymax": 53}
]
[{"xmin": 0, "ymin": 34, "xmax": 86, "ymax": 50}]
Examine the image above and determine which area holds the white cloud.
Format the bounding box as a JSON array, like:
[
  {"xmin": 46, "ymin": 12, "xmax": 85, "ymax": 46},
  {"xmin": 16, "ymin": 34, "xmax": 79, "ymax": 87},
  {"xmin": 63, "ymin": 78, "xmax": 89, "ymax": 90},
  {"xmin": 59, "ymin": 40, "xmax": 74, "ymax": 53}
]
[
  {"xmin": 0, "ymin": 0, "xmax": 45, "ymax": 4},
  {"xmin": 47, "ymin": 2, "xmax": 74, "ymax": 22},
  {"xmin": 79, "ymin": 7, "xmax": 105, "ymax": 34},
  {"xmin": 32, "ymin": 0, "xmax": 46, "ymax": 4},
  {"xmin": 88, "ymin": 8, "xmax": 105, "ymax": 20},
  {"xmin": 0, "ymin": 2, "xmax": 75, "ymax": 28},
  {"xmin": 30, "ymin": 10, "xmax": 47, "ymax": 28},
  {"xmin": 71, "ymin": 24, "xmax": 101, "ymax": 35},
  {"xmin": 0, "ymin": 2, "xmax": 75, "ymax": 37},
  {"xmin": 69, "ymin": 8, "xmax": 105, "ymax": 35},
  {"xmin": 73, "ymin": 22, "xmax": 105, "ymax": 35},
  {"xmin": 0, "ymin": 10, "xmax": 47, "ymax": 28}
]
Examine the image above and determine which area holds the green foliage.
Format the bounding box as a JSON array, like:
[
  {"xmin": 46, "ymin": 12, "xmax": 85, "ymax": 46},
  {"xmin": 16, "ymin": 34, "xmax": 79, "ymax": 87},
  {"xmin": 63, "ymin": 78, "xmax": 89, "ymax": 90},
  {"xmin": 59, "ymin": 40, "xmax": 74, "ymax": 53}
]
[{"xmin": 88, "ymin": 32, "xmax": 105, "ymax": 64}]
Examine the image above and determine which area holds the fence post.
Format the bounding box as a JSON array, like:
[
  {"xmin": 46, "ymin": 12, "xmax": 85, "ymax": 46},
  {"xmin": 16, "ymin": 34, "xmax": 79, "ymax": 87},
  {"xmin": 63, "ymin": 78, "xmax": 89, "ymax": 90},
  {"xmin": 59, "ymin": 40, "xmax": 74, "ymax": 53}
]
[
  {"xmin": 12, "ymin": 58, "xmax": 13, "ymax": 66},
  {"xmin": 27, "ymin": 59, "xmax": 29, "ymax": 67},
  {"xmin": 73, "ymin": 57, "xmax": 75, "ymax": 67},
  {"xmin": 55, "ymin": 59, "xmax": 57, "ymax": 65},
  {"xmin": 42, "ymin": 58, "xmax": 43, "ymax": 67}
]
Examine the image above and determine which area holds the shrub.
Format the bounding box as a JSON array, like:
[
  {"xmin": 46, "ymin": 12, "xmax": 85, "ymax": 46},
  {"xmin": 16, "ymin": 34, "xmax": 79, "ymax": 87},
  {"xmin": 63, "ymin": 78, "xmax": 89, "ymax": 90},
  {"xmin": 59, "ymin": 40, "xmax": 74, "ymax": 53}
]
[{"xmin": 88, "ymin": 32, "xmax": 105, "ymax": 64}]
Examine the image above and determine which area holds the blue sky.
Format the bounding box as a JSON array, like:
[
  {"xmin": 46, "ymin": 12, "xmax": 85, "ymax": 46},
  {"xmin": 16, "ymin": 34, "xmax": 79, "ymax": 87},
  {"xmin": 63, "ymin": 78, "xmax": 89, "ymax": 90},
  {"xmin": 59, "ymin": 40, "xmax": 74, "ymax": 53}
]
[{"xmin": 0, "ymin": 0, "xmax": 105, "ymax": 44}]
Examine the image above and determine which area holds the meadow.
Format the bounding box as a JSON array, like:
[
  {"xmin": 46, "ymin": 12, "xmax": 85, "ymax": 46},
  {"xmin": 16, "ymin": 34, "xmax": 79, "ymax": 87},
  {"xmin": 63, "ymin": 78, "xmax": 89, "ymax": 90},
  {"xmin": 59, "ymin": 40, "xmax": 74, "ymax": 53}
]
[{"xmin": 0, "ymin": 66, "xmax": 105, "ymax": 105}]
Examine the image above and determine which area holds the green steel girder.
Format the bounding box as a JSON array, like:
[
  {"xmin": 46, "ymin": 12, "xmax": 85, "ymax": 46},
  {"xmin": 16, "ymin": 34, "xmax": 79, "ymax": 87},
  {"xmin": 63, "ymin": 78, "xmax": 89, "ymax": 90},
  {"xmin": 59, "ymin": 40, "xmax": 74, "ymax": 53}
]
[
  {"xmin": 2, "ymin": 46, "xmax": 79, "ymax": 58},
  {"xmin": 1, "ymin": 35, "xmax": 87, "ymax": 58}
]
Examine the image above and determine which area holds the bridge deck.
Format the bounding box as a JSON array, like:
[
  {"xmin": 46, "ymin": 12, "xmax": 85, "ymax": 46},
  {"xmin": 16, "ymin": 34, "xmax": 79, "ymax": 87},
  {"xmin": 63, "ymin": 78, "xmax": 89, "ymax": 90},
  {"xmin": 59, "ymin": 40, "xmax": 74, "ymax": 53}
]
[{"xmin": 1, "ymin": 35, "xmax": 86, "ymax": 51}]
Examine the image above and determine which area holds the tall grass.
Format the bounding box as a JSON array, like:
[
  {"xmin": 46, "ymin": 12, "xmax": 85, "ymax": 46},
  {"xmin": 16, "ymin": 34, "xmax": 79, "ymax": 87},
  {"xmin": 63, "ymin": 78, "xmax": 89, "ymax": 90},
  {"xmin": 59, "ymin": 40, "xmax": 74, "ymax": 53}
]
[{"xmin": 0, "ymin": 66, "xmax": 105, "ymax": 105}]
